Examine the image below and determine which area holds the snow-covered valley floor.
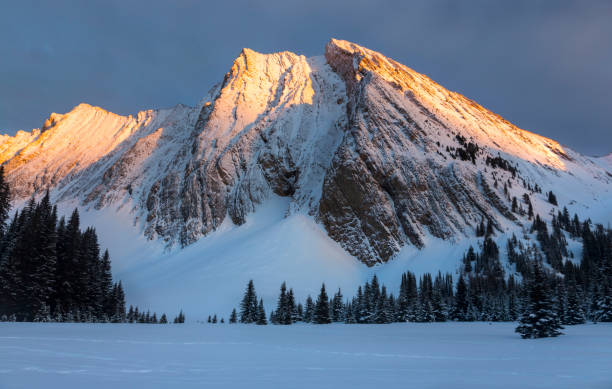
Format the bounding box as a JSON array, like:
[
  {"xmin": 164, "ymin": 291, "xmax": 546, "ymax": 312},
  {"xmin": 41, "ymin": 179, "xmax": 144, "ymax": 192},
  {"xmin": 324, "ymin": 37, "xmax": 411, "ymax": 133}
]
[{"xmin": 1, "ymin": 322, "xmax": 611, "ymax": 389}]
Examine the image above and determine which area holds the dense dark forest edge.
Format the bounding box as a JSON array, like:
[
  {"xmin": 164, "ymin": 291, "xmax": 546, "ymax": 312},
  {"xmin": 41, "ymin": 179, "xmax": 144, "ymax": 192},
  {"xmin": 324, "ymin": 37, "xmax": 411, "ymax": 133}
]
[
  {"xmin": 0, "ymin": 168, "xmax": 171, "ymax": 323},
  {"xmin": 0, "ymin": 167, "xmax": 126, "ymax": 322}
]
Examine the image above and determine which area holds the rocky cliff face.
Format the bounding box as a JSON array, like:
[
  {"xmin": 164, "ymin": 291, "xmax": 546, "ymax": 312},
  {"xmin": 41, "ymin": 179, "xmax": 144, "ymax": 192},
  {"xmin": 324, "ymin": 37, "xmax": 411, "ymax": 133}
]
[{"xmin": 1, "ymin": 39, "xmax": 610, "ymax": 265}]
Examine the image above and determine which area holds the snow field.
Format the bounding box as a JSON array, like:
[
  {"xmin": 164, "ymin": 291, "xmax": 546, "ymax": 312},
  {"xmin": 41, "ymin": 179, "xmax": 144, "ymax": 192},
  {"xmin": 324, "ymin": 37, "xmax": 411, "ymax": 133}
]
[{"xmin": 0, "ymin": 322, "xmax": 611, "ymax": 389}]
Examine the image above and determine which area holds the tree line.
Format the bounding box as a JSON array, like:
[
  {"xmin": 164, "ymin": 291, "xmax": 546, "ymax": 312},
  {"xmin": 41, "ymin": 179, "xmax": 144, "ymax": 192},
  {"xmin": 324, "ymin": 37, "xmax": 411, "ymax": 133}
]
[
  {"xmin": 225, "ymin": 211, "xmax": 611, "ymax": 338},
  {"xmin": 0, "ymin": 187, "xmax": 126, "ymax": 322}
]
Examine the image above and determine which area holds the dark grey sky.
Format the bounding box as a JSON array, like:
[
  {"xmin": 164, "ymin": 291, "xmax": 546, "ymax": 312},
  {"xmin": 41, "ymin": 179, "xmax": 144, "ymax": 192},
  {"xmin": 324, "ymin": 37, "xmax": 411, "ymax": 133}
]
[{"xmin": 1, "ymin": 0, "xmax": 610, "ymax": 155}]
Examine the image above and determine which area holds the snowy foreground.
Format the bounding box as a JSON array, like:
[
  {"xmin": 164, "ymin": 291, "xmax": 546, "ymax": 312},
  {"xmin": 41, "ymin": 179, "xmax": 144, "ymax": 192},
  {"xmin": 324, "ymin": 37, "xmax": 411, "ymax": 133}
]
[{"xmin": 1, "ymin": 322, "xmax": 611, "ymax": 389}]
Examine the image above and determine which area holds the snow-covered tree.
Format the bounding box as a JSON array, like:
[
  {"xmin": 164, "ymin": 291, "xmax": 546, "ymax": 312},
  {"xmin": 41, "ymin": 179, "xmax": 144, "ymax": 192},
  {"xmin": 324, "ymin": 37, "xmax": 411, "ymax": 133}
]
[
  {"xmin": 314, "ymin": 284, "xmax": 331, "ymax": 324},
  {"xmin": 516, "ymin": 262, "xmax": 563, "ymax": 339}
]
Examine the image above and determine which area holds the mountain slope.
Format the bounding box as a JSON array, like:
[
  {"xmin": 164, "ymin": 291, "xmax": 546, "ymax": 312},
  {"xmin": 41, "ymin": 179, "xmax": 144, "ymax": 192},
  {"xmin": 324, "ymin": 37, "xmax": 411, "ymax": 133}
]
[{"xmin": 1, "ymin": 38, "xmax": 611, "ymax": 267}]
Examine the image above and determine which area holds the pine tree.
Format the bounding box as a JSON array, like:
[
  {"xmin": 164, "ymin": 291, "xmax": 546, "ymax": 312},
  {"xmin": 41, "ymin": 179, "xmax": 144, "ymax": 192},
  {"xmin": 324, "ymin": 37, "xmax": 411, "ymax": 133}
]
[
  {"xmin": 295, "ymin": 302, "xmax": 304, "ymax": 322},
  {"xmin": 229, "ymin": 308, "xmax": 238, "ymax": 324},
  {"xmin": 355, "ymin": 286, "xmax": 368, "ymax": 323},
  {"xmin": 160, "ymin": 313, "xmax": 168, "ymax": 324},
  {"xmin": 304, "ymin": 295, "xmax": 314, "ymax": 323},
  {"xmin": 594, "ymin": 283, "xmax": 612, "ymax": 322},
  {"xmin": 275, "ymin": 282, "xmax": 290, "ymax": 325},
  {"xmin": 256, "ymin": 299, "xmax": 267, "ymax": 325},
  {"xmin": 547, "ymin": 191, "xmax": 558, "ymax": 206},
  {"xmin": 113, "ymin": 281, "xmax": 126, "ymax": 322},
  {"xmin": 516, "ymin": 262, "xmax": 563, "ymax": 338},
  {"xmin": 564, "ymin": 281, "xmax": 585, "ymax": 325},
  {"xmin": 452, "ymin": 275, "xmax": 469, "ymax": 321},
  {"xmin": 431, "ymin": 288, "xmax": 447, "ymax": 322},
  {"xmin": 374, "ymin": 286, "xmax": 392, "ymax": 324},
  {"xmin": 100, "ymin": 250, "xmax": 113, "ymax": 319},
  {"xmin": 173, "ymin": 310, "xmax": 185, "ymax": 324},
  {"xmin": 240, "ymin": 280, "xmax": 258, "ymax": 323},
  {"xmin": 331, "ymin": 288, "xmax": 344, "ymax": 322},
  {"xmin": 314, "ymin": 283, "xmax": 331, "ymax": 324}
]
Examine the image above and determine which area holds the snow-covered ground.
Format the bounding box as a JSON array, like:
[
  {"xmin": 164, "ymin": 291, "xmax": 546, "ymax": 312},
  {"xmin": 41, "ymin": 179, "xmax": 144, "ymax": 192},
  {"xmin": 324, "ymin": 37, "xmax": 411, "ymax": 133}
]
[{"xmin": 1, "ymin": 322, "xmax": 611, "ymax": 389}]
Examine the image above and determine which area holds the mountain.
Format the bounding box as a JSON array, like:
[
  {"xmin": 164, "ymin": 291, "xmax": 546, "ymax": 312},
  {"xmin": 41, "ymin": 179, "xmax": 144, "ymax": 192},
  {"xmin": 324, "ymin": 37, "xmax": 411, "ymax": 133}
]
[{"xmin": 2, "ymin": 39, "xmax": 612, "ymax": 272}]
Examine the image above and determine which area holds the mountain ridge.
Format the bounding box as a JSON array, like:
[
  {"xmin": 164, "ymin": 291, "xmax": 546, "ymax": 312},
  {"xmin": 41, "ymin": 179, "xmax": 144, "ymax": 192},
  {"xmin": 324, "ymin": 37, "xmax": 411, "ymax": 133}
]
[{"xmin": 1, "ymin": 38, "xmax": 611, "ymax": 265}]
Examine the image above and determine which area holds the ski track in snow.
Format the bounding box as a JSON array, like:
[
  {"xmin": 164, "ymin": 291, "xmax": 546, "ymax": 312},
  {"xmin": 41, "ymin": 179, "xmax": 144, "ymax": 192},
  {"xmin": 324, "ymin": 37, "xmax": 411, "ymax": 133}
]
[{"xmin": 0, "ymin": 322, "xmax": 611, "ymax": 389}]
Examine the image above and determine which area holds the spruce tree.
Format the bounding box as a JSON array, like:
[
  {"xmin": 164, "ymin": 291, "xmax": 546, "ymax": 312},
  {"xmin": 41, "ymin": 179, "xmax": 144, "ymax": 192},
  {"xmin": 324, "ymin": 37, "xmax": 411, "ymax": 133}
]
[
  {"xmin": 594, "ymin": 283, "xmax": 612, "ymax": 322},
  {"xmin": 287, "ymin": 289, "xmax": 298, "ymax": 324},
  {"xmin": 314, "ymin": 283, "xmax": 331, "ymax": 324},
  {"xmin": 564, "ymin": 281, "xmax": 585, "ymax": 325},
  {"xmin": 100, "ymin": 250, "xmax": 113, "ymax": 318},
  {"xmin": 304, "ymin": 295, "xmax": 314, "ymax": 323},
  {"xmin": 452, "ymin": 275, "xmax": 469, "ymax": 321},
  {"xmin": 547, "ymin": 191, "xmax": 558, "ymax": 206},
  {"xmin": 332, "ymin": 288, "xmax": 344, "ymax": 322},
  {"xmin": 275, "ymin": 282, "xmax": 289, "ymax": 325},
  {"xmin": 516, "ymin": 262, "xmax": 563, "ymax": 338},
  {"xmin": 240, "ymin": 280, "xmax": 258, "ymax": 323},
  {"xmin": 256, "ymin": 299, "xmax": 267, "ymax": 325},
  {"xmin": 229, "ymin": 308, "xmax": 238, "ymax": 323}
]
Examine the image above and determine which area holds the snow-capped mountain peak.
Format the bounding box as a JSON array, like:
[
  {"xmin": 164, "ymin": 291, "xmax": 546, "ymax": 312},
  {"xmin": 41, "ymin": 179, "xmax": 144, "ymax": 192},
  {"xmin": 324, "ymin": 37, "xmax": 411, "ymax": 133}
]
[{"xmin": 1, "ymin": 39, "xmax": 611, "ymax": 265}]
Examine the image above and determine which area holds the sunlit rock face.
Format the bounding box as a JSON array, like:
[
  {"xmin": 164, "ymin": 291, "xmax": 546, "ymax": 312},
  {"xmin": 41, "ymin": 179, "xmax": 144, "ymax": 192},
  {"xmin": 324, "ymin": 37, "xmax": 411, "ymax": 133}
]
[{"xmin": 1, "ymin": 39, "xmax": 610, "ymax": 265}]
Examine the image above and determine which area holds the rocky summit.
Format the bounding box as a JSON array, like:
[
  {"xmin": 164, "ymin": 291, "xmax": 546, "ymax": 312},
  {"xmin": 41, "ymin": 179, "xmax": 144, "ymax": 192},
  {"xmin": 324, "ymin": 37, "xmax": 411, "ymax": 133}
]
[{"xmin": 1, "ymin": 39, "xmax": 611, "ymax": 266}]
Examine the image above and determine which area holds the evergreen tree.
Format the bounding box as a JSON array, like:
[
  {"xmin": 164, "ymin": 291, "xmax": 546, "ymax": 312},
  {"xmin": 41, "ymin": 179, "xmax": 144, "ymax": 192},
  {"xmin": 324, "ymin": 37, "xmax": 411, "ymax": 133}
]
[
  {"xmin": 452, "ymin": 275, "xmax": 469, "ymax": 321},
  {"xmin": 331, "ymin": 288, "xmax": 344, "ymax": 322},
  {"xmin": 516, "ymin": 262, "xmax": 563, "ymax": 338},
  {"xmin": 240, "ymin": 280, "xmax": 258, "ymax": 323},
  {"xmin": 256, "ymin": 299, "xmax": 267, "ymax": 325},
  {"xmin": 564, "ymin": 280, "xmax": 585, "ymax": 325},
  {"xmin": 112, "ymin": 281, "xmax": 126, "ymax": 322},
  {"xmin": 100, "ymin": 250, "xmax": 113, "ymax": 318},
  {"xmin": 229, "ymin": 308, "xmax": 238, "ymax": 324},
  {"xmin": 594, "ymin": 283, "xmax": 612, "ymax": 322},
  {"xmin": 374, "ymin": 285, "xmax": 392, "ymax": 324},
  {"xmin": 547, "ymin": 191, "xmax": 558, "ymax": 206},
  {"xmin": 303, "ymin": 295, "xmax": 315, "ymax": 323},
  {"xmin": 431, "ymin": 288, "xmax": 447, "ymax": 322},
  {"xmin": 287, "ymin": 288, "xmax": 297, "ymax": 323},
  {"xmin": 173, "ymin": 310, "xmax": 185, "ymax": 324},
  {"xmin": 275, "ymin": 282, "xmax": 291, "ymax": 325},
  {"xmin": 314, "ymin": 283, "xmax": 331, "ymax": 324}
]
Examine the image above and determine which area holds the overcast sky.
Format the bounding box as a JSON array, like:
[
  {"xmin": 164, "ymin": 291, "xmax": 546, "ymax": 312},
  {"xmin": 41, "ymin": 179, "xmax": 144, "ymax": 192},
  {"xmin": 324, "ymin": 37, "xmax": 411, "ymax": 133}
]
[{"xmin": 1, "ymin": 0, "xmax": 610, "ymax": 155}]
